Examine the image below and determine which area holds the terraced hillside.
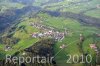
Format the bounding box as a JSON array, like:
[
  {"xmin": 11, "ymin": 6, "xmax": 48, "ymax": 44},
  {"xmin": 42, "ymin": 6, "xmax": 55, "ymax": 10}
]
[{"xmin": 0, "ymin": 0, "xmax": 100, "ymax": 66}]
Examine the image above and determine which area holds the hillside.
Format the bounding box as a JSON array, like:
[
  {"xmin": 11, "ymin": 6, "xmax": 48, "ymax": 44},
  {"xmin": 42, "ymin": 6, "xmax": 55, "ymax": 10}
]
[{"xmin": 0, "ymin": 0, "xmax": 100, "ymax": 66}]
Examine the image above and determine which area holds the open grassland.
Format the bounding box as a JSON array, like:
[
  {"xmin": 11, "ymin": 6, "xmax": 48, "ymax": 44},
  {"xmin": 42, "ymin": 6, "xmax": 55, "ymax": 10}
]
[
  {"xmin": 0, "ymin": 0, "xmax": 100, "ymax": 66},
  {"xmin": 84, "ymin": 9, "xmax": 100, "ymax": 18},
  {"xmin": 0, "ymin": 11, "xmax": 99, "ymax": 66},
  {"xmin": 37, "ymin": 13, "xmax": 100, "ymax": 66},
  {"xmin": 0, "ymin": 1, "xmax": 25, "ymax": 13},
  {"xmin": 42, "ymin": 0, "xmax": 100, "ymax": 17},
  {"xmin": 0, "ymin": 18, "xmax": 40, "ymax": 56}
]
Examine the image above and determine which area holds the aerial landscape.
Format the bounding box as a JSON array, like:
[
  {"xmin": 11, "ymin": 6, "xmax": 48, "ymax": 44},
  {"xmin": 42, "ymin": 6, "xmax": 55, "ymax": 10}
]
[{"xmin": 0, "ymin": 0, "xmax": 100, "ymax": 66}]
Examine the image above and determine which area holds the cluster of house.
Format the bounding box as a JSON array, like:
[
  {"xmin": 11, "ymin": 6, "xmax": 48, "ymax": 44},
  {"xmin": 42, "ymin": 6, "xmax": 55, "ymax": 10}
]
[
  {"xmin": 90, "ymin": 44, "xmax": 99, "ymax": 54},
  {"xmin": 30, "ymin": 22, "xmax": 54, "ymax": 30},
  {"xmin": 30, "ymin": 22, "xmax": 67, "ymax": 41},
  {"xmin": 31, "ymin": 30, "xmax": 65, "ymax": 41}
]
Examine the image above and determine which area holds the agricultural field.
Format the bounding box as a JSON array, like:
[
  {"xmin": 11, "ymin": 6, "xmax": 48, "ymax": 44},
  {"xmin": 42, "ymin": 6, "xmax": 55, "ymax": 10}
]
[
  {"xmin": 34, "ymin": 12, "xmax": 100, "ymax": 66},
  {"xmin": 0, "ymin": 0, "xmax": 100, "ymax": 66}
]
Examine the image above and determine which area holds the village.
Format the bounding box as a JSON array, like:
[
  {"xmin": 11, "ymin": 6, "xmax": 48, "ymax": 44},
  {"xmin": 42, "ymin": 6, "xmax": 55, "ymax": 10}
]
[
  {"xmin": 2, "ymin": 21, "xmax": 100, "ymax": 66},
  {"xmin": 29, "ymin": 22, "xmax": 68, "ymax": 41},
  {"xmin": 4, "ymin": 22, "xmax": 100, "ymax": 55}
]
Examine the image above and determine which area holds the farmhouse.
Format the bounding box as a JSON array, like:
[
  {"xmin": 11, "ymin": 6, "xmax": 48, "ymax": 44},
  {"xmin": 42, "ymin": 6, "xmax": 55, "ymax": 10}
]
[
  {"xmin": 4, "ymin": 45, "xmax": 12, "ymax": 51},
  {"xmin": 80, "ymin": 34, "xmax": 84, "ymax": 42},
  {"xmin": 90, "ymin": 44, "xmax": 99, "ymax": 54},
  {"xmin": 60, "ymin": 44, "xmax": 67, "ymax": 49},
  {"xmin": 97, "ymin": 4, "xmax": 100, "ymax": 9},
  {"xmin": 96, "ymin": 34, "xmax": 100, "ymax": 37}
]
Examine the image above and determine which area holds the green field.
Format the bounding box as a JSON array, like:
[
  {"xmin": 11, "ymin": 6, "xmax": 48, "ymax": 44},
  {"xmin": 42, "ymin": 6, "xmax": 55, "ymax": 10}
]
[
  {"xmin": 0, "ymin": 0, "xmax": 100, "ymax": 66},
  {"xmin": 36, "ymin": 13, "xmax": 100, "ymax": 66}
]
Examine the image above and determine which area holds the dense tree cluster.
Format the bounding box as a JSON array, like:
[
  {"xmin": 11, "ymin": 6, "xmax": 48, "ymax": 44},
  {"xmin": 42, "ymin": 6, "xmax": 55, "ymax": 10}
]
[{"xmin": 0, "ymin": 36, "xmax": 20, "ymax": 45}]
